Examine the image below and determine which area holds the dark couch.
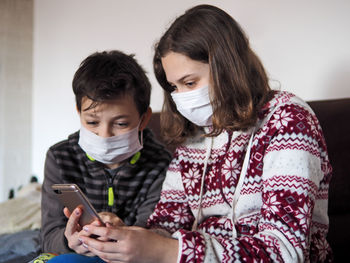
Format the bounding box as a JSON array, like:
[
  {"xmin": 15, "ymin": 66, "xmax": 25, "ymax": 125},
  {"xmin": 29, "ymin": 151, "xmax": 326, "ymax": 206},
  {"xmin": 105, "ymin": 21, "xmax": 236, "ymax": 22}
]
[
  {"xmin": 148, "ymin": 97, "xmax": 350, "ymax": 262},
  {"xmin": 308, "ymin": 98, "xmax": 350, "ymax": 262}
]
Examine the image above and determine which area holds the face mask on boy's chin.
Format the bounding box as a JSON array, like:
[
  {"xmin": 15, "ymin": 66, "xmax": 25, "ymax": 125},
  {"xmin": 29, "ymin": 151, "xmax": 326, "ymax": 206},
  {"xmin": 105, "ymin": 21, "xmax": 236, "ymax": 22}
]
[
  {"xmin": 171, "ymin": 85, "xmax": 213, "ymax": 127},
  {"xmin": 78, "ymin": 125, "xmax": 143, "ymax": 165}
]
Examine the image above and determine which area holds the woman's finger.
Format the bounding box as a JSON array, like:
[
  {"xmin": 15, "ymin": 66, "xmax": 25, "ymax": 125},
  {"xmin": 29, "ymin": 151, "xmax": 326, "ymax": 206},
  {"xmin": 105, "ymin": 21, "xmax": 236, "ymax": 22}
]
[
  {"xmin": 74, "ymin": 242, "xmax": 89, "ymax": 254},
  {"xmin": 82, "ymin": 225, "xmax": 121, "ymax": 241},
  {"xmin": 81, "ymin": 236, "xmax": 120, "ymax": 254},
  {"xmin": 91, "ymin": 218, "xmax": 105, "ymax": 226},
  {"xmin": 83, "ymin": 241, "xmax": 122, "ymax": 262}
]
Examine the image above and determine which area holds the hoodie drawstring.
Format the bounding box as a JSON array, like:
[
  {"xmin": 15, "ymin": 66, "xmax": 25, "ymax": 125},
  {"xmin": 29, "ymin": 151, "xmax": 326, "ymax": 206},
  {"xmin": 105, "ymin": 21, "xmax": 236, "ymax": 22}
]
[
  {"xmin": 192, "ymin": 137, "xmax": 213, "ymax": 231},
  {"xmin": 230, "ymin": 127, "xmax": 256, "ymax": 237}
]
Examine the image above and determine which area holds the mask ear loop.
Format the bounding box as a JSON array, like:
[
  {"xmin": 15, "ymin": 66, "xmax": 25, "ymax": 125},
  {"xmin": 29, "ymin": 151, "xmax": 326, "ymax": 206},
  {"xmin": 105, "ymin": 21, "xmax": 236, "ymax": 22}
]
[
  {"xmin": 139, "ymin": 129, "xmax": 143, "ymax": 146},
  {"xmin": 130, "ymin": 130, "xmax": 142, "ymax": 165},
  {"xmin": 129, "ymin": 117, "xmax": 144, "ymax": 165},
  {"xmin": 138, "ymin": 115, "xmax": 144, "ymax": 146}
]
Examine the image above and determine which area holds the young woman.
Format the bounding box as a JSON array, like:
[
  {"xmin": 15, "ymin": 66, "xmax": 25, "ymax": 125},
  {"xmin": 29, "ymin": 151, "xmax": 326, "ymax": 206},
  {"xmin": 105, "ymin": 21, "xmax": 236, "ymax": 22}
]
[{"xmin": 78, "ymin": 5, "xmax": 332, "ymax": 262}]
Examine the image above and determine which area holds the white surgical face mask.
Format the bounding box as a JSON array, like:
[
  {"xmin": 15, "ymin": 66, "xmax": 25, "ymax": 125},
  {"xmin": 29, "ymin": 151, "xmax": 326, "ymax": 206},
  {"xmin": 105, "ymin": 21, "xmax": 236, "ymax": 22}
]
[
  {"xmin": 78, "ymin": 125, "xmax": 142, "ymax": 164},
  {"xmin": 171, "ymin": 85, "xmax": 213, "ymax": 126}
]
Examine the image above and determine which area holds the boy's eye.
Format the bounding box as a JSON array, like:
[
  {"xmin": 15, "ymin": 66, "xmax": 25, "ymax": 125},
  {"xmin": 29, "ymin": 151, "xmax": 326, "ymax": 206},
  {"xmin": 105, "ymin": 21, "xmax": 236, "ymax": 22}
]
[
  {"xmin": 114, "ymin": 122, "xmax": 128, "ymax": 128},
  {"xmin": 86, "ymin": 121, "xmax": 98, "ymax": 125}
]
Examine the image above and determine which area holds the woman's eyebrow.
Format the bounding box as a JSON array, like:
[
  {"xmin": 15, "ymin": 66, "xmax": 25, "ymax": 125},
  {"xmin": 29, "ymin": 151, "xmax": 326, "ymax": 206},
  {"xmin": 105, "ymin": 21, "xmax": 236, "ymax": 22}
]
[{"xmin": 170, "ymin": 74, "xmax": 193, "ymax": 84}]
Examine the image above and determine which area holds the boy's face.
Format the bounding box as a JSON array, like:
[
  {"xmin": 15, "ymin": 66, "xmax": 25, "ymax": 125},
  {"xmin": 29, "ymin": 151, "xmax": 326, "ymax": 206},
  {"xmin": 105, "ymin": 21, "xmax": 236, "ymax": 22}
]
[{"xmin": 79, "ymin": 94, "xmax": 147, "ymax": 137}]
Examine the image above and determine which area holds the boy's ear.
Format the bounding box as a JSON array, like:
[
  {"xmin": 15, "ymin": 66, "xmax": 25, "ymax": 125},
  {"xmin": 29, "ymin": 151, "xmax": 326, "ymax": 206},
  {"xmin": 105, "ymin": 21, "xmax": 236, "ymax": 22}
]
[{"xmin": 139, "ymin": 107, "xmax": 152, "ymax": 131}]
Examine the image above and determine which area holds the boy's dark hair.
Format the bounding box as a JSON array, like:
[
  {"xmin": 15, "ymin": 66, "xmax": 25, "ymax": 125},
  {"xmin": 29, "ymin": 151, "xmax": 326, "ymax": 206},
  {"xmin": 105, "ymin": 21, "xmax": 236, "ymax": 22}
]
[
  {"xmin": 154, "ymin": 5, "xmax": 273, "ymax": 144},
  {"xmin": 73, "ymin": 50, "xmax": 151, "ymax": 115}
]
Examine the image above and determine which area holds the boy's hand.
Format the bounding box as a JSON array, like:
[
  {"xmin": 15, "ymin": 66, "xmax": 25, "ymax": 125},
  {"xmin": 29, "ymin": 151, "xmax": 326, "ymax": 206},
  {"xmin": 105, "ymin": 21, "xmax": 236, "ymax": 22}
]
[
  {"xmin": 63, "ymin": 206, "xmax": 96, "ymax": 256},
  {"xmin": 98, "ymin": 211, "xmax": 125, "ymax": 227}
]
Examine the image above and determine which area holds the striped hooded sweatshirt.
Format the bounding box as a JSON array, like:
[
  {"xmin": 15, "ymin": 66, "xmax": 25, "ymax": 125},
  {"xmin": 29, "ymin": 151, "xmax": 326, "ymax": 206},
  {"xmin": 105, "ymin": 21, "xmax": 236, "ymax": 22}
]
[{"xmin": 41, "ymin": 129, "xmax": 171, "ymax": 254}]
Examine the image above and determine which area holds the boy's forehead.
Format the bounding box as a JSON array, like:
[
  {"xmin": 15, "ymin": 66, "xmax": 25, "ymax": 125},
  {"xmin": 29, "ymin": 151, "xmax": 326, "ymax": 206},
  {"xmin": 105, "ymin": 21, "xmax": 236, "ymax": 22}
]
[{"xmin": 80, "ymin": 95, "xmax": 138, "ymax": 113}]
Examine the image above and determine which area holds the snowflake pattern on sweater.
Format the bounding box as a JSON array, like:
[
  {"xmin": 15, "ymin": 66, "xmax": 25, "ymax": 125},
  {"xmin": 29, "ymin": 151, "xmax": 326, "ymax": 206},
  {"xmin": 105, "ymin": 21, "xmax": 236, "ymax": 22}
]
[{"xmin": 147, "ymin": 91, "xmax": 332, "ymax": 262}]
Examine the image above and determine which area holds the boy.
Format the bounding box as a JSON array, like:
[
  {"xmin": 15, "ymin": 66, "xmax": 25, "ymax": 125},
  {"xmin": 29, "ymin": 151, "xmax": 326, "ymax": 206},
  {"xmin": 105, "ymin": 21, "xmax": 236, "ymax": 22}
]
[{"xmin": 40, "ymin": 50, "xmax": 171, "ymax": 256}]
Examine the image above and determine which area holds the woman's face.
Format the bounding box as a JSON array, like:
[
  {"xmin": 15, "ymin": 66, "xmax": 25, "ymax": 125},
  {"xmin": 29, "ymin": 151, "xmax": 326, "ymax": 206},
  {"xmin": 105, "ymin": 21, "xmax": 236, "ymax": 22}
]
[{"xmin": 161, "ymin": 52, "xmax": 211, "ymax": 93}]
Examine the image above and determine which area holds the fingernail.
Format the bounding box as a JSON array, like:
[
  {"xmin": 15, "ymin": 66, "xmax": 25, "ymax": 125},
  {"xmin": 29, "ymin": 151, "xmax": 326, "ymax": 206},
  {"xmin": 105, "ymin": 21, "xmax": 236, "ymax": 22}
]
[
  {"xmin": 82, "ymin": 242, "xmax": 88, "ymax": 248},
  {"xmin": 75, "ymin": 209, "xmax": 80, "ymax": 215},
  {"xmin": 83, "ymin": 226, "xmax": 89, "ymax": 232}
]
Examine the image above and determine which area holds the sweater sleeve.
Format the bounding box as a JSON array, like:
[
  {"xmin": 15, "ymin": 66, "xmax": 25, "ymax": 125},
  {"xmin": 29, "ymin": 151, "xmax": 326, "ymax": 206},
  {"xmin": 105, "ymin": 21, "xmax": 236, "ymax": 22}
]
[
  {"xmin": 255, "ymin": 104, "xmax": 332, "ymax": 262},
  {"xmin": 149, "ymin": 103, "xmax": 332, "ymax": 262},
  {"xmin": 147, "ymin": 151, "xmax": 195, "ymax": 233},
  {"xmin": 40, "ymin": 149, "xmax": 72, "ymax": 254}
]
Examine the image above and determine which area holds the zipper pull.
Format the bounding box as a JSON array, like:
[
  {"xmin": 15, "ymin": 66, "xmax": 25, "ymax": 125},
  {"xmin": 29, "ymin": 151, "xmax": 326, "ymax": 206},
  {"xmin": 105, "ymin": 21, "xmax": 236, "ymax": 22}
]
[{"xmin": 108, "ymin": 186, "xmax": 114, "ymax": 207}]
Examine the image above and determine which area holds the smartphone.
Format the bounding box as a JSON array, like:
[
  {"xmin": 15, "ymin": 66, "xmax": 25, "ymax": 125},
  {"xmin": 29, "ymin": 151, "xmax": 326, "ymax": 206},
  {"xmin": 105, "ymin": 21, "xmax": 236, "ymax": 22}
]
[{"xmin": 51, "ymin": 183, "xmax": 104, "ymax": 227}]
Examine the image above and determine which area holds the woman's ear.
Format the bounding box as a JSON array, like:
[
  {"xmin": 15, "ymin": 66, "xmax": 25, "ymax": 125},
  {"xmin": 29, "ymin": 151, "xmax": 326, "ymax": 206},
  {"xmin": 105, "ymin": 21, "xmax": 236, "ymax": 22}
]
[{"xmin": 139, "ymin": 107, "xmax": 152, "ymax": 131}]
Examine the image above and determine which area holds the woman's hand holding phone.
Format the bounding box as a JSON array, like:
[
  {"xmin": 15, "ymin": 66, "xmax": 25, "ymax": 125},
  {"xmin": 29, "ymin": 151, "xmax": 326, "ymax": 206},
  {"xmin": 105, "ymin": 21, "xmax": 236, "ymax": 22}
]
[{"xmin": 79, "ymin": 225, "xmax": 179, "ymax": 263}]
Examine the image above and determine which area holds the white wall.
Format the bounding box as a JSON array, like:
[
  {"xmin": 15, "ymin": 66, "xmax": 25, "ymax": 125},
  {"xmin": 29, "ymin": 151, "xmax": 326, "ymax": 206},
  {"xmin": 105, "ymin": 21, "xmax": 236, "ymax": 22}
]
[
  {"xmin": 32, "ymin": 0, "xmax": 350, "ymax": 182},
  {"xmin": 0, "ymin": 0, "xmax": 33, "ymax": 201}
]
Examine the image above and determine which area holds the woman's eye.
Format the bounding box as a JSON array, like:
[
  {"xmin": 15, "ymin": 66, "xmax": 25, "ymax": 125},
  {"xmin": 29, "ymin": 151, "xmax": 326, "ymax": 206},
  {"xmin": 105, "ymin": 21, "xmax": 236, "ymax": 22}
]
[
  {"xmin": 169, "ymin": 84, "xmax": 177, "ymax": 92},
  {"xmin": 185, "ymin": 81, "xmax": 195, "ymax": 87}
]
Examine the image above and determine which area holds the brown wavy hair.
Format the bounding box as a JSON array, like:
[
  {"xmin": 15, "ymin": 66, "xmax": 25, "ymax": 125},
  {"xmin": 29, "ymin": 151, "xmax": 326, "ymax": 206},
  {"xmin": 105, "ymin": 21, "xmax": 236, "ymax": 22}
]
[{"xmin": 153, "ymin": 5, "xmax": 273, "ymax": 145}]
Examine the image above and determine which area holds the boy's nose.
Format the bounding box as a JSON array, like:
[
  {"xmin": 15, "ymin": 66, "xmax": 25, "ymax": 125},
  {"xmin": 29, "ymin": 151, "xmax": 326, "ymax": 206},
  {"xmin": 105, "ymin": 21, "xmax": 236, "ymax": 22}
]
[{"xmin": 99, "ymin": 126, "xmax": 114, "ymax": 138}]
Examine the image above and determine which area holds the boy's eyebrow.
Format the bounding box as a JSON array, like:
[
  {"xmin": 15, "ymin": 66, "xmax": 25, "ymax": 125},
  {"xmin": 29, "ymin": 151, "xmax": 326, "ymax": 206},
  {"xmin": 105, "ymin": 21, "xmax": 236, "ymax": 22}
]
[
  {"xmin": 82, "ymin": 112, "xmax": 131, "ymax": 119},
  {"xmin": 83, "ymin": 112, "xmax": 98, "ymax": 117},
  {"xmin": 113, "ymin": 114, "xmax": 130, "ymax": 120}
]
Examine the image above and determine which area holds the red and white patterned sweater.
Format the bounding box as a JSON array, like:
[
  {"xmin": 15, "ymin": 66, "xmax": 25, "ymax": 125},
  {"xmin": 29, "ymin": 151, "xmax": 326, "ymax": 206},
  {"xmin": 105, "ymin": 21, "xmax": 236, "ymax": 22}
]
[{"xmin": 147, "ymin": 91, "xmax": 332, "ymax": 262}]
